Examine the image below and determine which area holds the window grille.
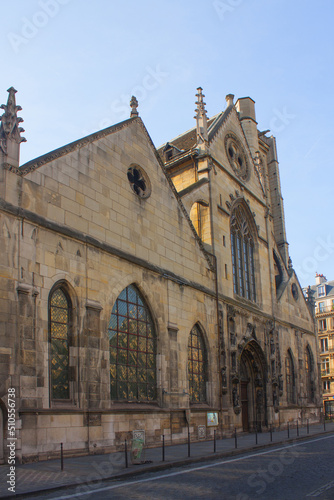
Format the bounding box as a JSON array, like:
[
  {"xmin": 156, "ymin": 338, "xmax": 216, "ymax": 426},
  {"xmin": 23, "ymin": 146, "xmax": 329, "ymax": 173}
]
[{"xmin": 108, "ymin": 285, "xmax": 156, "ymax": 401}]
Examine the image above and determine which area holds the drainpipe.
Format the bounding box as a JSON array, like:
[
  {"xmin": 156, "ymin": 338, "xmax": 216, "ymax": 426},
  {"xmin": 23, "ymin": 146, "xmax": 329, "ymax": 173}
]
[{"xmin": 207, "ymin": 161, "xmax": 223, "ymax": 415}]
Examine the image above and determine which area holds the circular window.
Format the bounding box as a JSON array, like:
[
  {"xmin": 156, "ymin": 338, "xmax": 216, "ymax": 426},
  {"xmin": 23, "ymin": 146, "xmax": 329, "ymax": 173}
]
[
  {"xmin": 225, "ymin": 133, "xmax": 249, "ymax": 181},
  {"xmin": 291, "ymin": 283, "xmax": 299, "ymax": 301},
  {"xmin": 127, "ymin": 165, "xmax": 151, "ymax": 199}
]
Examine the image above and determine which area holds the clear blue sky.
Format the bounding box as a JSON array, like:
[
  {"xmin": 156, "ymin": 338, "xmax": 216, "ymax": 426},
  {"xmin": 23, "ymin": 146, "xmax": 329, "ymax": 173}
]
[{"xmin": 2, "ymin": 0, "xmax": 334, "ymax": 287}]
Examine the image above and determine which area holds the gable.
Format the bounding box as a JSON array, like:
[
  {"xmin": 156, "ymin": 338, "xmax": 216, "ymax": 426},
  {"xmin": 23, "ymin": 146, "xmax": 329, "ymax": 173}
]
[
  {"xmin": 209, "ymin": 107, "xmax": 266, "ymax": 202},
  {"xmin": 16, "ymin": 118, "xmax": 214, "ymax": 287}
]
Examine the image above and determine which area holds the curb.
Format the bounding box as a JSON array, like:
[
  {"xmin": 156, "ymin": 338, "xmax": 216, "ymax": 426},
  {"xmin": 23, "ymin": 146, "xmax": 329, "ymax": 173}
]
[{"xmin": 2, "ymin": 429, "xmax": 333, "ymax": 500}]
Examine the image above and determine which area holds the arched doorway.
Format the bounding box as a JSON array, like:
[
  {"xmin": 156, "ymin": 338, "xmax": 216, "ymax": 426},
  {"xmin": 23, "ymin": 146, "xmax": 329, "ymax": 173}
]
[{"xmin": 239, "ymin": 340, "xmax": 267, "ymax": 432}]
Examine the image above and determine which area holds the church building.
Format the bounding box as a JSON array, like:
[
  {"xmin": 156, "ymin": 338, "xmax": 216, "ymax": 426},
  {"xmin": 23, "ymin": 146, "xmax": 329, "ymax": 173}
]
[{"xmin": 0, "ymin": 86, "xmax": 321, "ymax": 463}]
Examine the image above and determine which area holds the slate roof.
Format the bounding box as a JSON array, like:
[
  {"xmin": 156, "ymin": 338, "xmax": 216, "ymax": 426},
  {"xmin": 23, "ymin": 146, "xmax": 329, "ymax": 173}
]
[
  {"xmin": 158, "ymin": 106, "xmax": 234, "ymax": 155},
  {"xmin": 309, "ymin": 280, "xmax": 334, "ymax": 299}
]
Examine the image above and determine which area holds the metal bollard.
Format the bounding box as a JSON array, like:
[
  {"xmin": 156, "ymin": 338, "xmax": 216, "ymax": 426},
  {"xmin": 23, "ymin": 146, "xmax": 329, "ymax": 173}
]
[
  {"xmin": 125, "ymin": 439, "xmax": 128, "ymax": 468},
  {"xmin": 307, "ymin": 419, "xmax": 309, "ymax": 435},
  {"xmin": 287, "ymin": 421, "xmax": 290, "ymax": 439},
  {"xmin": 297, "ymin": 420, "xmax": 299, "ymax": 437},
  {"xmin": 188, "ymin": 428, "xmax": 191, "ymax": 457},
  {"xmin": 60, "ymin": 442, "xmax": 64, "ymax": 471},
  {"xmin": 162, "ymin": 434, "xmax": 165, "ymax": 462},
  {"xmin": 270, "ymin": 425, "xmax": 273, "ymax": 442},
  {"xmin": 255, "ymin": 429, "xmax": 258, "ymax": 445},
  {"xmin": 234, "ymin": 428, "xmax": 237, "ymax": 449},
  {"xmin": 214, "ymin": 429, "xmax": 216, "ymax": 453}
]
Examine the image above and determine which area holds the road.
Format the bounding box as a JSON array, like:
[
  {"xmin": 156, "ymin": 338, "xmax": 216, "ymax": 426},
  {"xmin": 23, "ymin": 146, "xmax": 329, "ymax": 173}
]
[{"xmin": 36, "ymin": 434, "xmax": 334, "ymax": 500}]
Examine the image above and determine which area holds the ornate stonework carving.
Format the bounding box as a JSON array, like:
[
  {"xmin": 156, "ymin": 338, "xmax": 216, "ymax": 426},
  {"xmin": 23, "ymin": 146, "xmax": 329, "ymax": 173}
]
[
  {"xmin": 0, "ymin": 87, "xmax": 26, "ymax": 155},
  {"xmin": 194, "ymin": 87, "xmax": 208, "ymax": 153},
  {"xmin": 221, "ymin": 366, "xmax": 227, "ymax": 394},
  {"xmin": 224, "ymin": 133, "xmax": 250, "ymax": 181},
  {"xmin": 130, "ymin": 95, "xmax": 139, "ymax": 117},
  {"xmin": 266, "ymin": 319, "xmax": 275, "ymax": 333}
]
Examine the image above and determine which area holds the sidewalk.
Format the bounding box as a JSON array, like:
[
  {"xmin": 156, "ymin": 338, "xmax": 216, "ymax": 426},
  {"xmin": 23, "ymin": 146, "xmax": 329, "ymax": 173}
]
[{"xmin": 1, "ymin": 421, "xmax": 334, "ymax": 499}]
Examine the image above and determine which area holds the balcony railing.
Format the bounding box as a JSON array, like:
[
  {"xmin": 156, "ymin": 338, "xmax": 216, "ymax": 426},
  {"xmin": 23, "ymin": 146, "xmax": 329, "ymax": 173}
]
[{"xmin": 316, "ymin": 305, "xmax": 334, "ymax": 315}]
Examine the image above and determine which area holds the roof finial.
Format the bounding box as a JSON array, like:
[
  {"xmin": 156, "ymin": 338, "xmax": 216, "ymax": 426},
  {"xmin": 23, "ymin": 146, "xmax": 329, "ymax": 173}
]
[
  {"xmin": 194, "ymin": 87, "xmax": 208, "ymax": 153},
  {"xmin": 225, "ymin": 94, "xmax": 234, "ymax": 108},
  {"xmin": 130, "ymin": 95, "xmax": 139, "ymax": 117},
  {"xmin": 0, "ymin": 87, "xmax": 26, "ymax": 168}
]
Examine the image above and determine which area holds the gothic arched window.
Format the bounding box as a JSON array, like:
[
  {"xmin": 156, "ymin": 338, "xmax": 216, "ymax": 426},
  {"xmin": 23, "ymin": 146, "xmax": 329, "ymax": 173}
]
[
  {"xmin": 49, "ymin": 286, "xmax": 71, "ymax": 400},
  {"xmin": 190, "ymin": 201, "xmax": 211, "ymax": 244},
  {"xmin": 273, "ymin": 251, "xmax": 283, "ymax": 294},
  {"xmin": 305, "ymin": 346, "xmax": 314, "ymax": 402},
  {"xmin": 230, "ymin": 204, "xmax": 256, "ymax": 301},
  {"xmin": 108, "ymin": 285, "xmax": 156, "ymax": 401},
  {"xmin": 188, "ymin": 324, "xmax": 208, "ymax": 403},
  {"xmin": 286, "ymin": 350, "xmax": 296, "ymax": 404}
]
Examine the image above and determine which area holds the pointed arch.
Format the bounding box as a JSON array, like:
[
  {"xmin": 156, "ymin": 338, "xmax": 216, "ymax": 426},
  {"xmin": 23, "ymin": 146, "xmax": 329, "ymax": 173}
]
[
  {"xmin": 187, "ymin": 323, "xmax": 208, "ymax": 403},
  {"xmin": 273, "ymin": 250, "xmax": 284, "ymax": 294},
  {"xmin": 239, "ymin": 339, "xmax": 268, "ymax": 431},
  {"xmin": 189, "ymin": 200, "xmax": 211, "ymax": 245},
  {"xmin": 230, "ymin": 200, "xmax": 257, "ymax": 302},
  {"xmin": 286, "ymin": 349, "xmax": 296, "ymax": 404},
  {"xmin": 305, "ymin": 344, "xmax": 314, "ymax": 403},
  {"xmin": 108, "ymin": 284, "xmax": 156, "ymax": 402},
  {"xmin": 48, "ymin": 282, "xmax": 73, "ymax": 401}
]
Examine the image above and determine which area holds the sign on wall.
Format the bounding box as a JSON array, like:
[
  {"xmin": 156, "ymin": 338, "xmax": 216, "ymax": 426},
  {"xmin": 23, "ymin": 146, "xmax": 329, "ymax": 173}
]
[{"xmin": 207, "ymin": 412, "xmax": 218, "ymax": 427}]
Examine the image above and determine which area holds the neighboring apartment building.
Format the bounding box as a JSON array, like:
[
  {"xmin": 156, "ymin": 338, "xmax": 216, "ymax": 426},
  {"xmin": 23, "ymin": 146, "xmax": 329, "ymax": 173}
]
[
  {"xmin": 0, "ymin": 87, "xmax": 321, "ymax": 463},
  {"xmin": 307, "ymin": 274, "xmax": 334, "ymax": 417}
]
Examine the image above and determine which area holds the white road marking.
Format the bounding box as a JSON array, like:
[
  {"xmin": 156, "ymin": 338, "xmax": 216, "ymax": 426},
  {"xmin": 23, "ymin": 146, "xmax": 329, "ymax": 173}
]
[
  {"xmin": 51, "ymin": 434, "xmax": 334, "ymax": 499},
  {"xmin": 306, "ymin": 478, "xmax": 334, "ymax": 497}
]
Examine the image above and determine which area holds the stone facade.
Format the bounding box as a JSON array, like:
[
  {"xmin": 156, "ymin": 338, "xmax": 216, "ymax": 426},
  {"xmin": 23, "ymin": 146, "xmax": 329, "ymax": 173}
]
[
  {"xmin": 0, "ymin": 87, "xmax": 322, "ymax": 463},
  {"xmin": 305, "ymin": 274, "xmax": 334, "ymax": 417}
]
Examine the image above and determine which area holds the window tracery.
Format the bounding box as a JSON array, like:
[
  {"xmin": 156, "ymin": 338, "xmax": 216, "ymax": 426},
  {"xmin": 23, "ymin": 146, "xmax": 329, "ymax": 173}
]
[
  {"xmin": 230, "ymin": 204, "xmax": 256, "ymax": 301},
  {"xmin": 108, "ymin": 284, "xmax": 156, "ymax": 401},
  {"xmin": 188, "ymin": 324, "xmax": 207, "ymax": 403},
  {"xmin": 49, "ymin": 287, "xmax": 71, "ymax": 400},
  {"xmin": 286, "ymin": 350, "xmax": 296, "ymax": 404}
]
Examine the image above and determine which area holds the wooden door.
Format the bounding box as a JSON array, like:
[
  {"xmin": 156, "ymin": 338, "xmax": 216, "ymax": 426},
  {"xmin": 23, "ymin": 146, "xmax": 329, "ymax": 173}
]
[{"xmin": 241, "ymin": 381, "xmax": 249, "ymax": 432}]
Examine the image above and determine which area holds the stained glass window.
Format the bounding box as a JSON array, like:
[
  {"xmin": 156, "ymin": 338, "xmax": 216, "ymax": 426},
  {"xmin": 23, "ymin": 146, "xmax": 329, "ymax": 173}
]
[
  {"xmin": 286, "ymin": 350, "xmax": 295, "ymax": 404},
  {"xmin": 188, "ymin": 325, "xmax": 207, "ymax": 403},
  {"xmin": 305, "ymin": 346, "xmax": 314, "ymax": 402},
  {"xmin": 109, "ymin": 285, "xmax": 156, "ymax": 401},
  {"xmin": 49, "ymin": 288, "xmax": 70, "ymax": 400},
  {"xmin": 230, "ymin": 204, "xmax": 256, "ymax": 302}
]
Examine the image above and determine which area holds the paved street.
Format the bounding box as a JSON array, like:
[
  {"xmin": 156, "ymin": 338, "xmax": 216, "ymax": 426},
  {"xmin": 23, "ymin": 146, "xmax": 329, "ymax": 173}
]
[{"xmin": 33, "ymin": 433, "xmax": 334, "ymax": 500}]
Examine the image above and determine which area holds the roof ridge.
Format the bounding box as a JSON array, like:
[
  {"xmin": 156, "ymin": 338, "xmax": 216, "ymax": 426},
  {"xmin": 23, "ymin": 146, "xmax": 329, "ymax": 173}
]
[
  {"xmin": 208, "ymin": 106, "xmax": 234, "ymax": 143},
  {"xmin": 18, "ymin": 117, "xmax": 137, "ymax": 176}
]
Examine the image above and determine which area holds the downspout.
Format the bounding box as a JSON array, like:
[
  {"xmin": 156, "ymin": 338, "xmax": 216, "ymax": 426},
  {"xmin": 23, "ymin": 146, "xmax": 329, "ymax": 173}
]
[{"xmin": 208, "ymin": 161, "xmax": 223, "ymax": 416}]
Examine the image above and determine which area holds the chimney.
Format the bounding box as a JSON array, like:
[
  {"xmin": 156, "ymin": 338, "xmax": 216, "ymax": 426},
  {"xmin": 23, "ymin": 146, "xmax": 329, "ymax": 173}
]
[
  {"xmin": 235, "ymin": 96, "xmax": 258, "ymax": 157},
  {"xmin": 315, "ymin": 273, "xmax": 327, "ymax": 285}
]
